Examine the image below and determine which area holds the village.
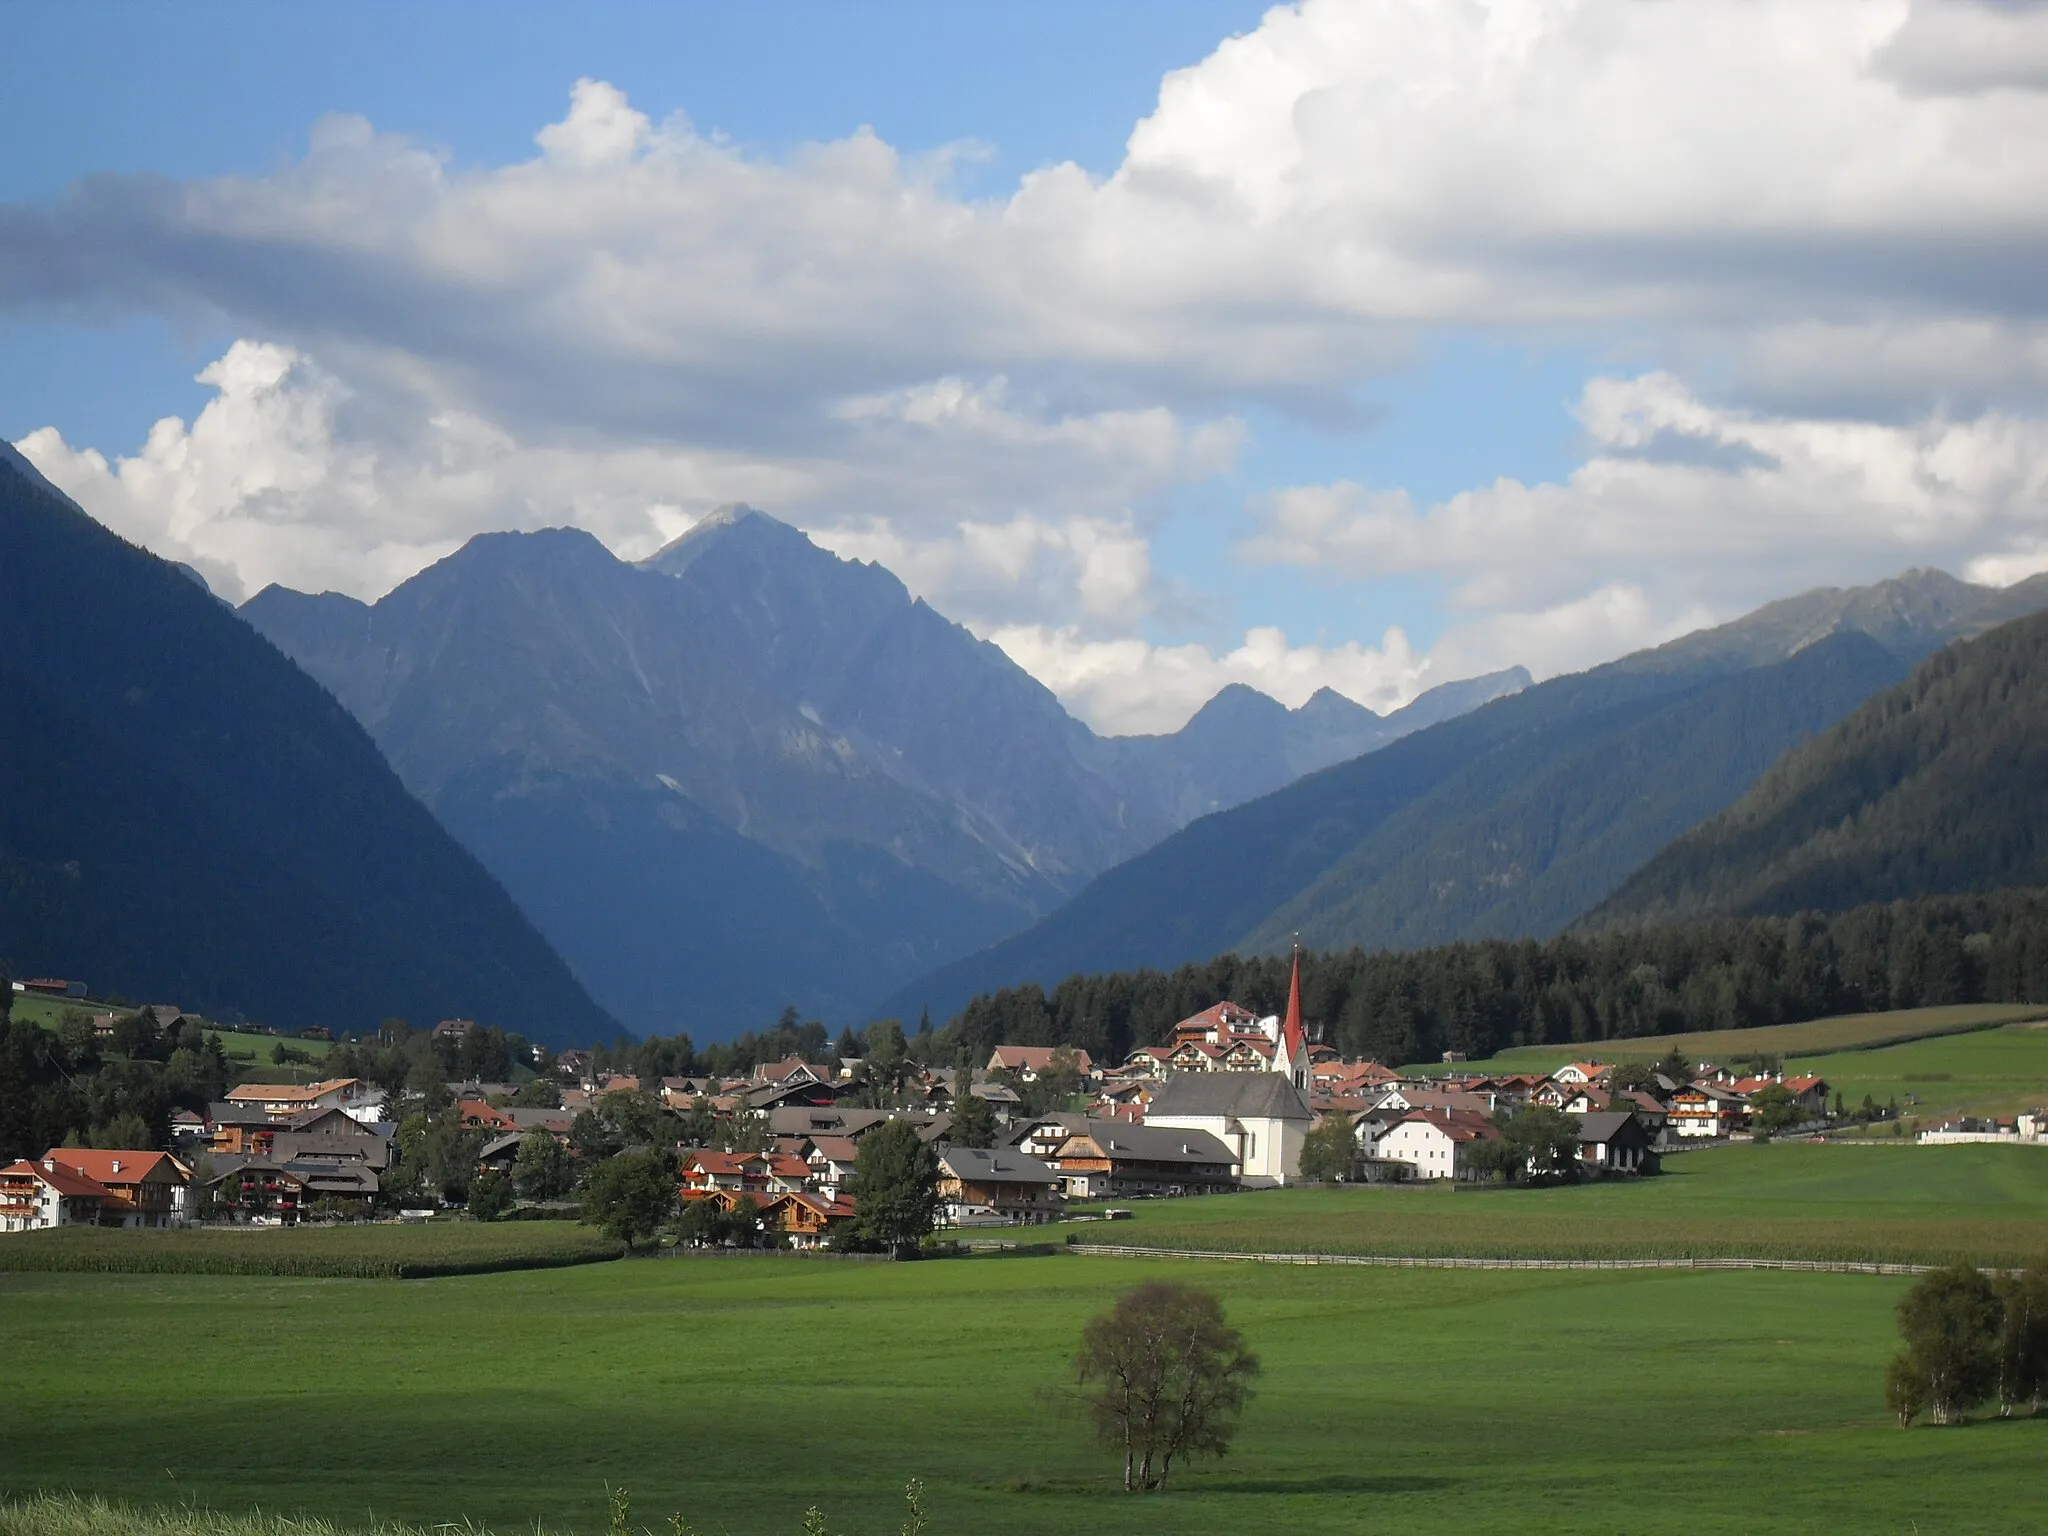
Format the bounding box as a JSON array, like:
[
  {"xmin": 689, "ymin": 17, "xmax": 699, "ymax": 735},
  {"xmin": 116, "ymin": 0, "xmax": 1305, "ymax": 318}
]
[{"xmin": 14, "ymin": 959, "xmax": 2025, "ymax": 1244}]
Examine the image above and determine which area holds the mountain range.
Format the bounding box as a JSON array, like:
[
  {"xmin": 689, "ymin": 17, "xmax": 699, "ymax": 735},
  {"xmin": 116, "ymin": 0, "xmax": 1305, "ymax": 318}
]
[
  {"xmin": 244, "ymin": 506, "xmax": 1526, "ymax": 1034},
  {"xmin": 1591, "ymin": 607, "xmax": 2048, "ymax": 925},
  {"xmin": 884, "ymin": 567, "xmax": 2048, "ymax": 1026},
  {"xmin": 0, "ymin": 443, "xmax": 615, "ymax": 1045}
]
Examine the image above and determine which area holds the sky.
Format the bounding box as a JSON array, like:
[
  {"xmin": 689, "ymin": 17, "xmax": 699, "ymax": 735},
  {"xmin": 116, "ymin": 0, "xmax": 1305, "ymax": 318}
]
[{"xmin": 6, "ymin": 0, "xmax": 2048, "ymax": 733}]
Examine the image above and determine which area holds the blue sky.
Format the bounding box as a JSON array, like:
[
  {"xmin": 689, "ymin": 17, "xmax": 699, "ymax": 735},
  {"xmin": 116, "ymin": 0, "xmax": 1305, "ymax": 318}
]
[{"xmin": 6, "ymin": 1, "xmax": 2047, "ymax": 730}]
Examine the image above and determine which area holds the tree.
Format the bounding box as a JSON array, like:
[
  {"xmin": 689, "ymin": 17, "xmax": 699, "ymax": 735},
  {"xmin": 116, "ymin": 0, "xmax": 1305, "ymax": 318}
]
[
  {"xmin": 1496, "ymin": 1104, "xmax": 1582, "ymax": 1182},
  {"xmin": 468, "ymin": 1169, "xmax": 514, "ymax": 1221},
  {"xmin": 949, "ymin": 1090, "xmax": 998, "ymax": 1150},
  {"xmin": 513, "ymin": 1130, "xmax": 574, "ymax": 1200},
  {"xmin": 1992, "ymin": 1266, "xmax": 2048, "ymax": 1416},
  {"xmin": 1298, "ymin": 1118, "xmax": 1362, "ymax": 1183},
  {"xmin": 582, "ymin": 1151, "xmax": 676, "ymax": 1247},
  {"xmin": 1606, "ymin": 1061, "xmax": 1662, "ymax": 1094},
  {"xmin": 511, "ymin": 1077, "xmax": 562, "ymax": 1109},
  {"xmin": 677, "ymin": 1192, "xmax": 761, "ymax": 1248},
  {"xmin": 1075, "ymin": 1281, "xmax": 1261, "ymax": 1492},
  {"xmin": 860, "ymin": 1021, "xmax": 910, "ymax": 1108},
  {"xmin": 1749, "ymin": 1082, "xmax": 1804, "ymax": 1134},
  {"xmin": 1884, "ymin": 1352, "xmax": 1928, "ymax": 1428},
  {"xmin": 847, "ymin": 1117, "xmax": 940, "ymax": 1255},
  {"xmin": 1892, "ymin": 1262, "xmax": 2002, "ymax": 1425}
]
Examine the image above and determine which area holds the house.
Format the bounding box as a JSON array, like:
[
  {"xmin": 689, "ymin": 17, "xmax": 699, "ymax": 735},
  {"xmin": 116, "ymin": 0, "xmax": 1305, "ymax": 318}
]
[
  {"xmin": 659, "ymin": 1076, "xmax": 716, "ymax": 1107},
  {"xmin": 1146, "ymin": 1072, "xmax": 1313, "ymax": 1186},
  {"xmin": 269, "ymin": 1108, "xmax": 393, "ymax": 1171},
  {"xmin": 37, "ymin": 1148, "xmax": 193, "ymax": 1226},
  {"xmin": 1574, "ymin": 1112, "xmax": 1656, "ymax": 1174},
  {"xmin": 766, "ymin": 1106, "xmax": 900, "ymax": 1141},
  {"xmin": 20, "ymin": 978, "xmax": 88, "ymax": 999},
  {"xmin": 476, "ymin": 1132, "xmax": 527, "ymax": 1176},
  {"xmin": 433, "ymin": 1018, "xmax": 478, "ymax": 1041},
  {"xmin": 757, "ymin": 1190, "xmax": 856, "ymax": 1248},
  {"xmin": 679, "ymin": 1151, "xmax": 812, "ymax": 1200},
  {"xmin": 1668, "ymin": 1083, "xmax": 1749, "ymax": 1138},
  {"xmin": 208, "ymin": 1102, "xmax": 286, "ymax": 1156},
  {"xmin": 224, "ymin": 1077, "xmax": 380, "ymax": 1120},
  {"xmin": 205, "ymin": 1158, "xmax": 312, "ymax": 1222},
  {"xmin": 1372, "ymin": 1085, "xmax": 1498, "ymax": 1117},
  {"xmin": 457, "ymin": 1099, "xmax": 520, "ymax": 1133},
  {"xmin": 1039, "ymin": 1121, "xmax": 1239, "ymax": 1198},
  {"xmin": 1552, "ymin": 1062, "xmax": 1610, "ymax": 1086},
  {"xmin": 1376, "ymin": 1109, "xmax": 1503, "ymax": 1180},
  {"xmin": 986, "ymin": 1044, "xmax": 1097, "ymax": 1082},
  {"xmin": 0, "ymin": 1156, "xmax": 112, "ymax": 1232},
  {"xmin": 799, "ymin": 1135, "xmax": 863, "ymax": 1194},
  {"xmin": 936, "ymin": 1145, "xmax": 1065, "ymax": 1225}
]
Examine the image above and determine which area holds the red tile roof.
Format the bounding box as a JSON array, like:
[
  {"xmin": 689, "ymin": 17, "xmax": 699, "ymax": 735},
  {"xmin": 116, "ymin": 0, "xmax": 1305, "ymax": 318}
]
[{"xmin": 4, "ymin": 1158, "xmax": 114, "ymax": 1199}]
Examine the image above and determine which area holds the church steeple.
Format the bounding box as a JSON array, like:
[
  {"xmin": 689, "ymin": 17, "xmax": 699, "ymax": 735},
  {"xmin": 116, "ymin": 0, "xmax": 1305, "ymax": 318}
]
[{"xmin": 1278, "ymin": 942, "xmax": 1308, "ymax": 1092}]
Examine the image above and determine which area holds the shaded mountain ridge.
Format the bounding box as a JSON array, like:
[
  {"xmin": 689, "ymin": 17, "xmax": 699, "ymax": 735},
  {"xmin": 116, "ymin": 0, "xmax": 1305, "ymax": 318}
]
[
  {"xmin": 244, "ymin": 506, "xmax": 1524, "ymax": 1033},
  {"xmin": 0, "ymin": 442, "xmax": 614, "ymax": 1045}
]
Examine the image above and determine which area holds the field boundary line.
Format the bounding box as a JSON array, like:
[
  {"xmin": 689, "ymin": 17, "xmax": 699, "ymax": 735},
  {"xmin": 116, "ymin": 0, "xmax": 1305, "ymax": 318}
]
[{"xmin": 1067, "ymin": 1242, "xmax": 1941, "ymax": 1275}]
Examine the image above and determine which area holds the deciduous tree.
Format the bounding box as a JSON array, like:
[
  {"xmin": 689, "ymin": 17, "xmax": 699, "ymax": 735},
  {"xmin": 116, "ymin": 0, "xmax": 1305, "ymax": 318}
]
[
  {"xmin": 513, "ymin": 1130, "xmax": 574, "ymax": 1200},
  {"xmin": 1892, "ymin": 1262, "xmax": 2001, "ymax": 1425},
  {"xmin": 582, "ymin": 1150, "xmax": 676, "ymax": 1247},
  {"xmin": 847, "ymin": 1117, "xmax": 939, "ymax": 1255},
  {"xmin": 1076, "ymin": 1281, "xmax": 1260, "ymax": 1491},
  {"xmin": 1298, "ymin": 1118, "xmax": 1362, "ymax": 1183}
]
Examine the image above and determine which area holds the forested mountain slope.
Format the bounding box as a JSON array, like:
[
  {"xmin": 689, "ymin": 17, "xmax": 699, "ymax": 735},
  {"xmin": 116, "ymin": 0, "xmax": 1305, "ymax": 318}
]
[
  {"xmin": 1591, "ymin": 609, "xmax": 2048, "ymax": 925},
  {"xmin": 0, "ymin": 444, "xmax": 614, "ymax": 1045},
  {"xmin": 886, "ymin": 571, "xmax": 2048, "ymax": 1028}
]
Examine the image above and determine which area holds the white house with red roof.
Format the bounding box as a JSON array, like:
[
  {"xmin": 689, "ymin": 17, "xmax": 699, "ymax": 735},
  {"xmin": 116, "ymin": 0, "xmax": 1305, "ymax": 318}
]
[
  {"xmin": 1376, "ymin": 1108, "xmax": 1503, "ymax": 1180},
  {"xmin": 0, "ymin": 1156, "xmax": 112, "ymax": 1231}
]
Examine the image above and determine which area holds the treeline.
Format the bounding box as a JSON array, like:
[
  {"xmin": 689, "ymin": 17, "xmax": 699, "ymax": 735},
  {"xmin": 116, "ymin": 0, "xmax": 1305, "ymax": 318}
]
[
  {"xmin": 937, "ymin": 889, "xmax": 2048, "ymax": 1066},
  {"xmin": 588, "ymin": 1007, "xmax": 846, "ymax": 1082},
  {"xmin": 325, "ymin": 1017, "xmax": 539, "ymax": 1092}
]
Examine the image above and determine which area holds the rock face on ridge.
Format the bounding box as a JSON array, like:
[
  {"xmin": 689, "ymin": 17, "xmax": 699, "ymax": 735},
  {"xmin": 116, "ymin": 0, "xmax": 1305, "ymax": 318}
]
[{"xmin": 245, "ymin": 506, "xmax": 1522, "ymax": 1034}]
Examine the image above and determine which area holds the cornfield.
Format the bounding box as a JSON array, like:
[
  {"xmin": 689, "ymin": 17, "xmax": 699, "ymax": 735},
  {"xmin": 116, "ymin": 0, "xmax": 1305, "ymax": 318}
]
[{"xmin": 0, "ymin": 1221, "xmax": 624, "ymax": 1278}]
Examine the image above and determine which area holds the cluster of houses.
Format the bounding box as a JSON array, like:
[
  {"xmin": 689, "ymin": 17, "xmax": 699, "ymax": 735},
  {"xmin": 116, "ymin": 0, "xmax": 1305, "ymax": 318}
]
[{"xmin": 7, "ymin": 961, "xmax": 1914, "ymax": 1239}]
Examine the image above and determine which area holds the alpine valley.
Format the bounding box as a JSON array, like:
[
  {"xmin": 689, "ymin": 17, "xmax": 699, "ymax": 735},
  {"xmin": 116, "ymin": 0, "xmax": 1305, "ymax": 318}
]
[{"xmin": 242, "ymin": 506, "xmax": 1526, "ymax": 1034}]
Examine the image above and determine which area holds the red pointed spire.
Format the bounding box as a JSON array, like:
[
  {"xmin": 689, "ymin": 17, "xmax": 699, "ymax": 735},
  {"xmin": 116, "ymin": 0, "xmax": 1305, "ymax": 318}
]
[{"xmin": 1282, "ymin": 944, "xmax": 1305, "ymax": 1062}]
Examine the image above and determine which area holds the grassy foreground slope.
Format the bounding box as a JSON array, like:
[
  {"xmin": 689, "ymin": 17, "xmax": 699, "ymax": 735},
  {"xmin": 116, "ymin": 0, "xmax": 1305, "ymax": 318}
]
[
  {"xmin": 4, "ymin": 1255, "xmax": 2043, "ymax": 1536},
  {"xmin": 1068, "ymin": 1143, "xmax": 2048, "ymax": 1266}
]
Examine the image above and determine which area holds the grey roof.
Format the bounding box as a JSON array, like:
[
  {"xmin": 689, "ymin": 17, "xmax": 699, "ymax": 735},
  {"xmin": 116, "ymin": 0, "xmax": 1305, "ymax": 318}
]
[
  {"xmin": 268, "ymin": 1131, "xmax": 391, "ymax": 1170},
  {"xmin": 1146, "ymin": 1073, "xmax": 1312, "ymax": 1122},
  {"xmin": 938, "ymin": 1145, "xmax": 1061, "ymax": 1185},
  {"xmin": 1003, "ymin": 1112, "xmax": 1090, "ymax": 1147},
  {"xmin": 766, "ymin": 1106, "xmax": 897, "ymax": 1137},
  {"xmin": 1575, "ymin": 1111, "xmax": 1647, "ymax": 1143},
  {"xmin": 1060, "ymin": 1120, "xmax": 1238, "ymax": 1166}
]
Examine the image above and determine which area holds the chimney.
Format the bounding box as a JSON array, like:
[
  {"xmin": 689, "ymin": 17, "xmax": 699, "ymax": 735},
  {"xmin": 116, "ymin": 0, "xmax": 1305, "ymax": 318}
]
[{"xmin": 110, "ymin": 1159, "xmax": 123, "ymax": 1174}]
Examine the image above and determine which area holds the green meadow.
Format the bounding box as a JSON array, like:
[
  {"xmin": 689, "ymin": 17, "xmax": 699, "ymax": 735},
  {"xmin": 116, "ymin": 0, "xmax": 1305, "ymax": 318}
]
[
  {"xmin": 1790, "ymin": 1024, "xmax": 2048, "ymax": 1124},
  {"xmin": 1460, "ymin": 1002, "xmax": 2048, "ymax": 1073},
  {"xmin": 1068, "ymin": 1142, "xmax": 2048, "ymax": 1266},
  {"xmin": 5, "ymin": 1248, "xmax": 2046, "ymax": 1536}
]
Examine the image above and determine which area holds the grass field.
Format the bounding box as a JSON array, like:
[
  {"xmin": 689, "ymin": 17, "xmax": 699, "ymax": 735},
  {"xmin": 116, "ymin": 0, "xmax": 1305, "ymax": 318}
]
[
  {"xmin": 1064, "ymin": 1143, "xmax": 2048, "ymax": 1267},
  {"xmin": 3, "ymin": 1250, "xmax": 2043, "ymax": 1535},
  {"xmin": 1789, "ymin": 1024, "xmax": 2048, "ymax": 1124},
  {"xmin": 9, "ymin": 993, "xmax": 338, "ymax": 1077},
  {"xmin": 1447, "ymin": 1002, "xmax": 2048, "ymax": 1074},
  {"xmin": 0, "ymin": 1221, "xmax": 622, "ymax": 1278}
]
